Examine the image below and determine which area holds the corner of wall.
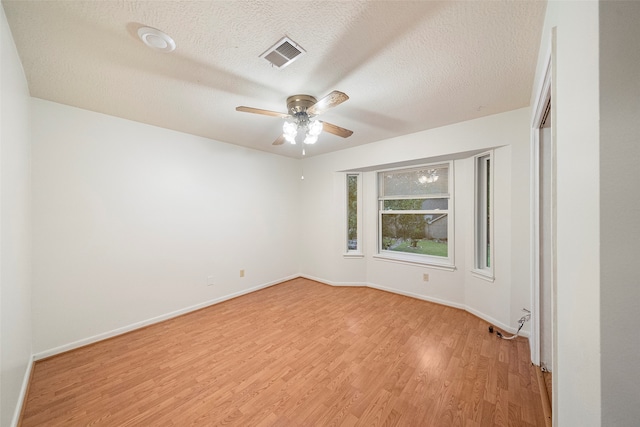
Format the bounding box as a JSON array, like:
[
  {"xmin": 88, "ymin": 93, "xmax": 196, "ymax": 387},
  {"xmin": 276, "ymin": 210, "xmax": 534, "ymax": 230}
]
[{"xmin": 1, "ymin": 5, "xmax": 35, "ymax": 427}]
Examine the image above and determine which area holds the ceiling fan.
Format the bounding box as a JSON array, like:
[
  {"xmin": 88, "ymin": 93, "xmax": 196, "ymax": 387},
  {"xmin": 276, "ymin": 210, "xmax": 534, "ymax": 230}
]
[{"xmin": 236, "ymin": 91, "xmax": 353, "ymax": 146}]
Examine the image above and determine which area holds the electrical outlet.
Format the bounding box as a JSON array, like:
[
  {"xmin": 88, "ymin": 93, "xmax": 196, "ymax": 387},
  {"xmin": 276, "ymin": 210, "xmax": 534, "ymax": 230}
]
[
  {"xmin": 423, "ymin": 273, "xmax": 429, "ymax": 282},
  {"xmin": 240, "ymin": 269, "xmax": 245, "ymax": 278},
  {"xmin": 207, "ymin": 275, "xmax": 214, "ymax": 286}
]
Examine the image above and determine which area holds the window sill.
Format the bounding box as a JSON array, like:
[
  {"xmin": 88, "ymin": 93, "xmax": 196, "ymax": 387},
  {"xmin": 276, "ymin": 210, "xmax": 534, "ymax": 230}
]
[
  {"xmin": 373, "ymin": 254, "xmax": 456, "ymax": 271},
  {"xmin": 471, "ymin": 269, "xmax": 495, "ymax": 282},
  {"xmin": 343, "ymin": 252, "xmax": 364, "ymax": 259}
]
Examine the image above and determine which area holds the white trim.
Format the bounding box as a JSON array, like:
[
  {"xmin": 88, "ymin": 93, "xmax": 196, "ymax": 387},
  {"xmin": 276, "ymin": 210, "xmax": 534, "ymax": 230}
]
[
  {"xmin": 368, "ymin": 282, "xmax": 525, "ymax": 336},
  {"xmin": 305, "ymin": 275, "xmax": 525, "ymax": 336},
  {"xmin": 470, "ymin": 269, "xmax": 495, "ymax": 282},
  {"xmin": 373, "ymin": 254, "xmax": 456, "ymax": 271},
  {"xmin": 365, "ymin": 282, "xmax": 465, "ymax": 310},
  {"xmin": 30, "ymin": 272, "xmax": 527, "ymax": 370},
  {"xmin": 464, "ymin": 305, "xmax": 529, "ymax": 338},
  {"xmin": 300, "ymin": 274, "xmax": 365, "ymax": 287},
  {"xmin": 530, "ymin": 49, "xmax": 553, "ymax": 128},
  {"xmin": 530, "ymin": 44, "xmax": 553, "ymax": 366},
  {"xmin": 342, "ymin": 253, "xmax": 364, "ymax": 259},
  {"xmin": 33, "ymin": 275, "xmax": 298, "ymax": 360},
  {"xmin": 530, "ymin": 126, "xmax": 541, "ymax": 366},
  {"xmin": 11, "ymin": 356, "xmax": 35, "ymax": 427}
]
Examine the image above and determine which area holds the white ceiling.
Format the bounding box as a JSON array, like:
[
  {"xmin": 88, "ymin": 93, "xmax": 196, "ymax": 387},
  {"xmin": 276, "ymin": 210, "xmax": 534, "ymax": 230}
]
[{"xmin": 3, "ymin": 0, "xmax": 546, "ymax": 158}]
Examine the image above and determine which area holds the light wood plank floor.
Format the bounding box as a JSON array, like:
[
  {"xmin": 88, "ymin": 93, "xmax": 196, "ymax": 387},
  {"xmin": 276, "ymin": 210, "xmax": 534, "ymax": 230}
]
[{"xmin": 21, "ymin": 278, "xmax": 546, "ymax": 426}]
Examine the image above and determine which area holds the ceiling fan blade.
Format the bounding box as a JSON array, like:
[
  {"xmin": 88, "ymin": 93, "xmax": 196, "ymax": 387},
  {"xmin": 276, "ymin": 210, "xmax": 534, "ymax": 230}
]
[
  {"xmin": 272, "ymin": 134, "xmax": 285, "ymax": 145},
  {"xmin": 236, "ymin": 106, "xmax": 290, "ymax": 119},
  {"xmin": 307, "ymin": 91, "xmax": 349, "ymax": 116},
  {"xmin": 322, "ymin": 121, "xmax": 353, "ymax": 138}
]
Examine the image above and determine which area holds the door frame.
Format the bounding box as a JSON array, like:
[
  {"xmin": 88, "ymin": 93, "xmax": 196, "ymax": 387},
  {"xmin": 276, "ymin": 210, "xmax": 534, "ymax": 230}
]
[{"xmin": 530, "ymin": 47, "xmax": 553, "ymax": 367}]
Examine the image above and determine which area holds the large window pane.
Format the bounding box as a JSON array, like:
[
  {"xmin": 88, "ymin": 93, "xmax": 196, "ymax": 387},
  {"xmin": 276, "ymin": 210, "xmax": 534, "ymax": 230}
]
[
  {"xmin": 381, "ymin": 213, "xmax": 448, "ymax": 256},
  {"xmin": 378, "ymin": 162, "xmax": 453, "ymax": 266}
]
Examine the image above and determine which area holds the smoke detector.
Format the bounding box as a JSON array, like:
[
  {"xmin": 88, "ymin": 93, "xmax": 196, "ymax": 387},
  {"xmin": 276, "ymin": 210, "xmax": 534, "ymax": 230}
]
[
  {"xmin": 137, "ymin": 27, "xmax": 176, "ymax": 52},
  {"xmin": 260, "ymin": 36, "xmax": 306, "ymax": 69}
]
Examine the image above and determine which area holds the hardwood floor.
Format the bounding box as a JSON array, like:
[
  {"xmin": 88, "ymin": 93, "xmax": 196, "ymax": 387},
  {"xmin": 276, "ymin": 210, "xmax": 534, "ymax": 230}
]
[
  {"xmin": 21, "ymin": 278, "xmax": 546, "ymax": 426},
  {"xmin": 536, "ymin": 368, "xmax": 553, "ymax": 427},
  {"xmin": 542, "ymin": 371, "xmax": 552, "ymax": 406}
]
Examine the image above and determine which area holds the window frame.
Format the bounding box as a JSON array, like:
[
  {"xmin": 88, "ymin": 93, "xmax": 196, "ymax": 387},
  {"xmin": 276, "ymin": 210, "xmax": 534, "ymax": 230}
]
[
  {"xmin": 344, "ymin": 172, "xmax": 363, "ymax": 257},
  {"xmin": 473, "ymin": 152, "xmax": 494, "ymax": 280},
  {"xmin": 375, "ymin": 162, "xmax": 455, "ymax": 269}
]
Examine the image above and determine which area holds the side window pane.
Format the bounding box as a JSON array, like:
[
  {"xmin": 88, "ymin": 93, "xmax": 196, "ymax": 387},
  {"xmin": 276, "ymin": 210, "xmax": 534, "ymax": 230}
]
[
  {"xmin": 347, "ymin": 174, "xmax": 358, "ymax": 251},
  {"xmin": 486, "ymin": 158, "xmax": 491, "ymax": 267},
  {"xmin": 475, "ymin": 153, "xmax": 493, "ymax": 276}
]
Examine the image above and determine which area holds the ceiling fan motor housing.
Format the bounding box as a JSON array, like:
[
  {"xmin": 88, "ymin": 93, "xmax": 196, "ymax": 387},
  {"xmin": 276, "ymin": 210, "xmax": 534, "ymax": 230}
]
[
  {"xmin": 286, "ymin": 95, "xmax": 317, "ymax": 115},
  {"xmin": 286, "ymin": 95, "xmax": 318, "ymax": 128}
]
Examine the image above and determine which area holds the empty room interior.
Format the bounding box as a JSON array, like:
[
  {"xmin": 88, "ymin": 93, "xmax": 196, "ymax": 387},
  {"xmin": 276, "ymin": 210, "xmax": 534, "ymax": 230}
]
[{"xmin": 1, "ymin": 1, "xmax": 639, "ymax": 426}]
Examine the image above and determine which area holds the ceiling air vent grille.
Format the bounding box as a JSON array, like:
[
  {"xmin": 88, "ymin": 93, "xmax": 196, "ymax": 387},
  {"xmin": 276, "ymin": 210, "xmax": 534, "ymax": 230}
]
[{"xmin": 260, "ymin": 36, "xmax": 306, "ymax": 69}]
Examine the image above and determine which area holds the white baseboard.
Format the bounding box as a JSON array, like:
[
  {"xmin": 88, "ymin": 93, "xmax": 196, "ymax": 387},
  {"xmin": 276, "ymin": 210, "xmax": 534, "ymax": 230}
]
[
  {"xmin": 464, "ymin": 305, "xmax": 529, "ymax": 337},
  {"xmin": 33, "ymin": 275, "xmax": 298, "ymax": 361},
  {"xmin": 11, "ymin": 356, "xmax": 34, "ymax": 427},
  {"xmin": 33, "ymin": 273, "xmax": 528, "ymax": 361},
  {"xmin": 16, "ymin": 275, "xmax": 530, "ymax": 426},
  {"xmin": 299, "ymin": 274, "xmax": 365, "ymax": 287},
  {"xmin": 304, "ymin": 275, "xmax": 528, "ymax": 337},
  {"xmin": 365, "ymin": 282, "xmax": 466, "ymax": 310}
]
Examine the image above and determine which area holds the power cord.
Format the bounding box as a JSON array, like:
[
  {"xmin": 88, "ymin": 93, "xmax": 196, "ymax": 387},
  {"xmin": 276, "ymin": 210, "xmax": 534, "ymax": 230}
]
[{"xmin": 489, "ymin": 309, "xmax": 531, "ymax": 340}]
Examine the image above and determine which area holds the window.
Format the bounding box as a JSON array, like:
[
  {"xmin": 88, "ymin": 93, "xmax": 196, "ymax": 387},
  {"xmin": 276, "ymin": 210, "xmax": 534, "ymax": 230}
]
[
  {"xmin": 345, "ymin": 173, "xmax": 362, "ymax": 255},
  {"xmin": 474, "ymin": 153, "xmax": 493, "ymax": 278},
  {"xmin": 377, "ymin": 163, "xmax": 453, "ymax": 267}
]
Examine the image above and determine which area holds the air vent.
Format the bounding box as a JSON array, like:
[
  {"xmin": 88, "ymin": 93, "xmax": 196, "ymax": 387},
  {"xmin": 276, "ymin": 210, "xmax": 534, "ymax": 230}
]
[{"xmin": 260, "ymin": 36, "xmax": 306, "ymax": 69}]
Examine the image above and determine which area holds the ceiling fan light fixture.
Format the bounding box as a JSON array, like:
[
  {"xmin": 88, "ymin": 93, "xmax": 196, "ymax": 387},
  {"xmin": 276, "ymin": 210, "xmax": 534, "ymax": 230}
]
[
  {"xmin": 308, "ymin": 119, "xmax": 323, "ymax": 136},
  {"xmin": 303, "ymin": 134, "xmax": 318, "ymax": 145},
  {"xmin": 235, "ymin": 90, "xmax": 353, "ymax": 148},
  {"xmin": 303, "ymin": 120, "xmax": 321, "ymax": 144},
  {"xmin": 283, "ymin": 121, "xmax": 297, "ymax": 144}
]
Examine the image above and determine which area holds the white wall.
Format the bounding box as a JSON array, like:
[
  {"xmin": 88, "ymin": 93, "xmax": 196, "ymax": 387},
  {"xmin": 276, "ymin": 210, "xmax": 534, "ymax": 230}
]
[
  {"xmin": 599, "ymin": 1, "xmax": 640, "ymax": 425},
  {"xmin": 0, "ymin": 6, "xmax": 32, "ymax": 427},
  {"xmin": 531, "ymin": 1, "xmax": 601, "ymax": 425},
  {"xmin": 11, "ymin": 4, "xmax": 626, "ymax": 425},
  {"xmin": 300, "ymin": 107, "xmax": 532, "ymax": 333},
  {"xmin": 31, "ymin": 99, "xmax": 301, "ymax": 356}
]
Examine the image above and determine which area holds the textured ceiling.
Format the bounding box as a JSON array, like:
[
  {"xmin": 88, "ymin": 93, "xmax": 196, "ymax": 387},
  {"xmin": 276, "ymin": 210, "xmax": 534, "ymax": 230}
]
[{"xmin": 3, "ymin": 0, "xmax": 546, "ymax": 158}]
